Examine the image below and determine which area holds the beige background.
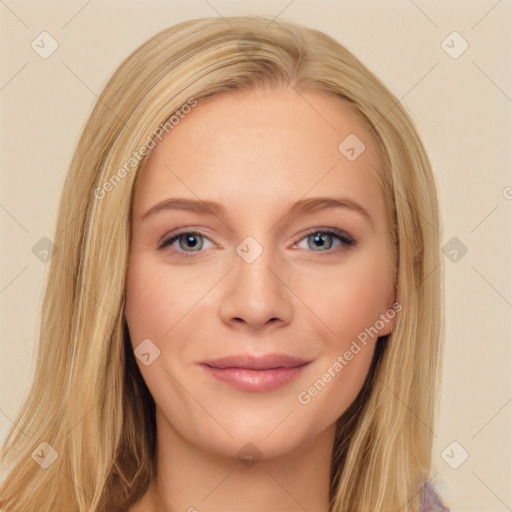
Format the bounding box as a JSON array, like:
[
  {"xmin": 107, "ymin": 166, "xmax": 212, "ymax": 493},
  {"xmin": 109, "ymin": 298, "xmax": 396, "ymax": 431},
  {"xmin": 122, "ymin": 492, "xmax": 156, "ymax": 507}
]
[{"xmin": 1, "ymin": 1, "xmax": 511, "ymax": 510}]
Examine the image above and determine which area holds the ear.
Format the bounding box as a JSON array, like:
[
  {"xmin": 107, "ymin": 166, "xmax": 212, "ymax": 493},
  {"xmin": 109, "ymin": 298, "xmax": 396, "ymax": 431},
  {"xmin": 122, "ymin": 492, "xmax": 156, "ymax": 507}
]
[{"xmin": 378, "ymin": 284, "xmax": 400, "ymax": 336}]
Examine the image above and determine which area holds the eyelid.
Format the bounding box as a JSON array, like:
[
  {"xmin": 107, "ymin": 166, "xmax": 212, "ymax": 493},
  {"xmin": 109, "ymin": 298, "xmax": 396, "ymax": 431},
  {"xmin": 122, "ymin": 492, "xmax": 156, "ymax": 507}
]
[
  {"xmin": 292, "ymin": 227, "xmax": 355, "ymax": 247},
  {"xmin": 158, "ymin": 226, "xmax": 356, "ymax": 258},
  {"xmin": 157, "ymin": 228, "xmax": 216, "ymax": 250}
]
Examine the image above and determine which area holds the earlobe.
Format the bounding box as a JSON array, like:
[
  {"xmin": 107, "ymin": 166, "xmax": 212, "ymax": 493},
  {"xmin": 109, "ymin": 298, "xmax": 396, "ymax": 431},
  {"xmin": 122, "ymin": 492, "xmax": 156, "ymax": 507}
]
[
  {"xmin": 387, "ymin": 281, "xmax": 399, "ymax": 312},
  {"xmin": 379, "ymin": 285, "xmax": 399, "ymax": 336}
]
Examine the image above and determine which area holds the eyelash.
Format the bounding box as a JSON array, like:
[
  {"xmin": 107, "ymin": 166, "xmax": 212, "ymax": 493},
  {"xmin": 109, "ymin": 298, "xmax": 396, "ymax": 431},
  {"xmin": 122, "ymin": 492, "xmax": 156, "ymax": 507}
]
[{"xmin": 158, "ymin": 228, "xmax": 356, "ymax": 259}]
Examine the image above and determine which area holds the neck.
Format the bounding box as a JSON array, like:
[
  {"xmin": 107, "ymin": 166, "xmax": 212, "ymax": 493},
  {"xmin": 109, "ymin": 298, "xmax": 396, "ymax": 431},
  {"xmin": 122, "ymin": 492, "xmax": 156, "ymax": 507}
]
[{"xmin": 147, "ymin": 407, "xmax": 335, "ymax": 512}]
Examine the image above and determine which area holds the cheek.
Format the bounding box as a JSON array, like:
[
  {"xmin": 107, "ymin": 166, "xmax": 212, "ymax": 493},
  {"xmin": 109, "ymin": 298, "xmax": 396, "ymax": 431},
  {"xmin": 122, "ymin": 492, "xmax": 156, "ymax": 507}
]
[
  {"xmin": 125, "ymin": 260, "xmax": 165, "ymax": 344},
  {"xmin": 124, "ymin": 253, "xmax": 206, "ymax": 343},
  {"xmin": 307, "ymin": 347, "xmax": 375, "ymax": 427},
  {"xmin": 295, "ymin": 256, "xmax": 394, "ymax": 345},
  {"xmin": 124, "ymin": 258, "xmax": 196, "ymax": 402}
]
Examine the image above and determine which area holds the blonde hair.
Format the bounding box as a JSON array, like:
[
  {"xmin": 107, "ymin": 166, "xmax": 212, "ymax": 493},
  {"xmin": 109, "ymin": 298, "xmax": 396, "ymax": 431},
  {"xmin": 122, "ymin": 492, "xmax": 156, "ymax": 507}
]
[{"xmin": 0, "ymin": 15, "xmax": 444, "ymax": 511}]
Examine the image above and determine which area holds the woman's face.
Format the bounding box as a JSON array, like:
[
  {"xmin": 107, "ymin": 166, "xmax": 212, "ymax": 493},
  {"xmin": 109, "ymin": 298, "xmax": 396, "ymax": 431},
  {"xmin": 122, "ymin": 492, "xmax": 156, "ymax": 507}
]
[{"xmin": 125, "ymin": 88, "xmax": 397, "ymax": 460}]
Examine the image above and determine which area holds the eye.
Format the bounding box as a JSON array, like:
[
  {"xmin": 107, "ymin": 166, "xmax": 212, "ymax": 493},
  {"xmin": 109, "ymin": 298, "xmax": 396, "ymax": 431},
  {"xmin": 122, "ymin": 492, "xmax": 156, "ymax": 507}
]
[
  {"xmin": 158, "ymin": 227, "xmax": 355, "ymax": 259},
  {"xmin": 292, "ymin": 228, "xmax": 355, "ymax": 254},
  {"xmin": 158, "ymin": 230, "xmax": 215, "ymax": 257}
]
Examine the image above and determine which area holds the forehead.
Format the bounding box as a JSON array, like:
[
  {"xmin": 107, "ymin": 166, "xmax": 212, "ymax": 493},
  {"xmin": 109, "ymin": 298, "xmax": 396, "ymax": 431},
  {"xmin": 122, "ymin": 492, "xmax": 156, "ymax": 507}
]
[{"xmin": 132, "ymin": 88, "xmax": 385, "ymax": 223}]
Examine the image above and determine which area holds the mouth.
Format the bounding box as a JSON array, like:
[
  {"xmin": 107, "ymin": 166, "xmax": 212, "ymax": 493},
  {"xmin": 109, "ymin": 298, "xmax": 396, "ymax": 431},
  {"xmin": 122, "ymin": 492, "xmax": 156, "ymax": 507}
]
[{"xmin": 200, "ymin": 353, "xmax": 311, "ymax": 393}]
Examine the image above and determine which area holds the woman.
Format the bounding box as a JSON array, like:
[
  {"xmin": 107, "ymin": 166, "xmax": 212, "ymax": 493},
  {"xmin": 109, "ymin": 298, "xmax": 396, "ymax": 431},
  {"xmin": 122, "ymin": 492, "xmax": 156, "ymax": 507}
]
[{"xmin": 0, "ymin": 15, "xmax": 445, "ymax": 511}]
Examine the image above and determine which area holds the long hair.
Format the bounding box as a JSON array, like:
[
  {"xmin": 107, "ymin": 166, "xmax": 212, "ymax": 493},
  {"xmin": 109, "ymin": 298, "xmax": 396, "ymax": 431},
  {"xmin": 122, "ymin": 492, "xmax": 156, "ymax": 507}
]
[{"xmin": 0, "ymin": 15, "xmax": 444, "ymax": 511}]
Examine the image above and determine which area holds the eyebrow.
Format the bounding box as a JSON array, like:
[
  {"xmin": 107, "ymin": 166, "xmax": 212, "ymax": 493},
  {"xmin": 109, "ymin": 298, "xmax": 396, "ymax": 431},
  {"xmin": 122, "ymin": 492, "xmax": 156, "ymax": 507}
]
[{"xmin": 141, "ymin": 196, "xmax": 372, "ymax": 225}]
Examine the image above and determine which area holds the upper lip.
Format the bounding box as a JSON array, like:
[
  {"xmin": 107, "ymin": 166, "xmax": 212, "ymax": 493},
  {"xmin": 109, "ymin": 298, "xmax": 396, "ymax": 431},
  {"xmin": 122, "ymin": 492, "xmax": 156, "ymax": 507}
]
[{"xmin": 202, "ymin": 353, "xmax": 311, "ymax": 370}]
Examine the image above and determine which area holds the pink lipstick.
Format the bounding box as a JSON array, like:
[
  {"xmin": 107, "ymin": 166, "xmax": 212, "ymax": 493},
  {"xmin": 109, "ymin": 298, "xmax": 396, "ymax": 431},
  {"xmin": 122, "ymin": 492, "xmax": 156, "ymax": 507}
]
[{"xmin": 201, "ymin": 353, "xmax": 310, "ymax": 392}]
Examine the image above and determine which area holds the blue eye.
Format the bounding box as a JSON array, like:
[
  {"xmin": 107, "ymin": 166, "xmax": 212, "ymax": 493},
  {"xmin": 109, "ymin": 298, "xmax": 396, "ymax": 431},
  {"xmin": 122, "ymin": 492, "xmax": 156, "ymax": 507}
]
[
  {"xmin": 158, "ymin": 228, "xmax": 355, "ymax": 258},
  {"xmin": 294, "ymin": 229, "xmax": 354, "ymax": 252},
  {"xmin": 158, "ymin": 231, "xmax": 214, "ymax": 255}
]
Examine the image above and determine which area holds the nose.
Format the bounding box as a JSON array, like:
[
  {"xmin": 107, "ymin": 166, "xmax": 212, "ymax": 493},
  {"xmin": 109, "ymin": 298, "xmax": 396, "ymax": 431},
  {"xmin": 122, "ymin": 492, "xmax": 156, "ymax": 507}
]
[{"xmin": 218, "ymin": 242, "xmax": 294, "ymax": 330}]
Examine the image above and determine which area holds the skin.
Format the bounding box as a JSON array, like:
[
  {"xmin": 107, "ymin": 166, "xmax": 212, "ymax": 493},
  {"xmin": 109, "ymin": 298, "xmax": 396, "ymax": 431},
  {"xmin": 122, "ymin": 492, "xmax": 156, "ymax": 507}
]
[{"xmin": 124, "ymin": 87, "xmax": 397, "ymax": 512}]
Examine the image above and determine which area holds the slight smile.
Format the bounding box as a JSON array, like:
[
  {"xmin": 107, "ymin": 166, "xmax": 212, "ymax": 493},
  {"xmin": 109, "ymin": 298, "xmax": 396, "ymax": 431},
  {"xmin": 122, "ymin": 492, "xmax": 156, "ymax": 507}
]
[{"xmin": 201, "ymin": 353, "xmax": 311, "ymax": 393}]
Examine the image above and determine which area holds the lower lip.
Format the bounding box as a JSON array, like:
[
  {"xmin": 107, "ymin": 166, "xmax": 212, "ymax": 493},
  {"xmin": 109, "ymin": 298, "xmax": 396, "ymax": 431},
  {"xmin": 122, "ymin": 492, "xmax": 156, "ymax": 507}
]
[{"xmin": 202, "ymin": 364, "xmax": 308, "ymax": 392}]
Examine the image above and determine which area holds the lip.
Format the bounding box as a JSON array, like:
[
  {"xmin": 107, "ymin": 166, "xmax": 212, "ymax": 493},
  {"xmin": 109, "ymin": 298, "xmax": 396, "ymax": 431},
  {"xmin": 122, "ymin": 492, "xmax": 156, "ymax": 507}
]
[{"xmin": 201, "ymin": 353, "xmax": 311, "ymax": 392}]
